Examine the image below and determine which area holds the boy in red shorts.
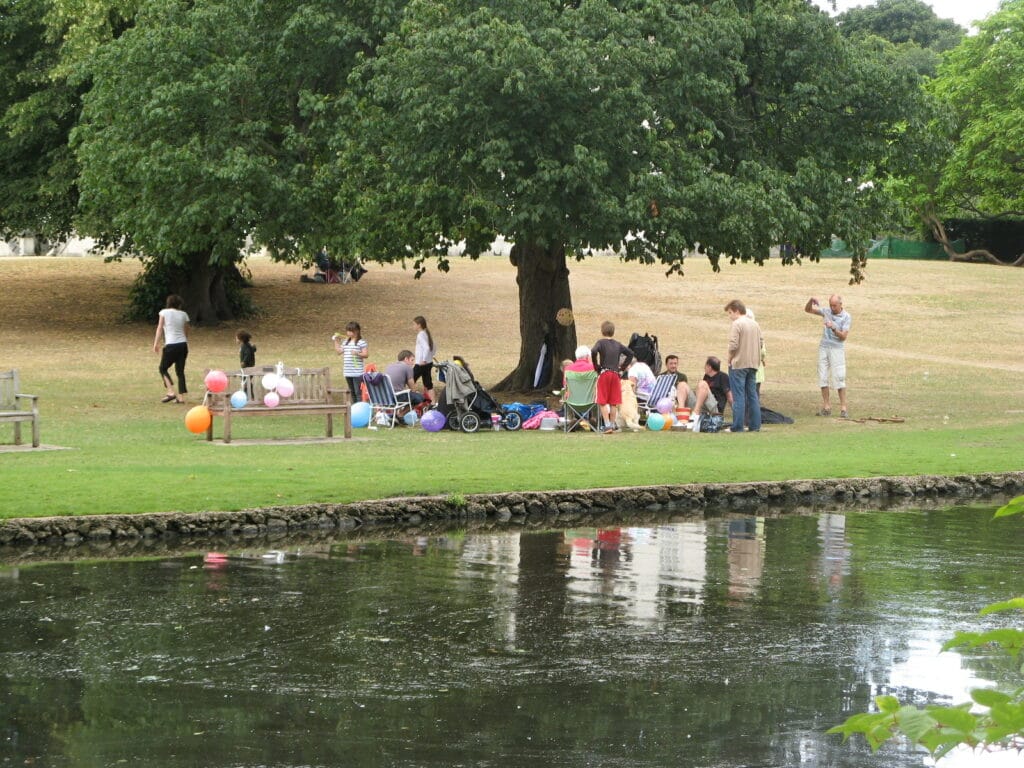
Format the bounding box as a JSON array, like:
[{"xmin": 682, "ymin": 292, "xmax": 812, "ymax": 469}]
[{"xmin": 591, "ymin": 321, "xmax": 634, "ymax": 434}]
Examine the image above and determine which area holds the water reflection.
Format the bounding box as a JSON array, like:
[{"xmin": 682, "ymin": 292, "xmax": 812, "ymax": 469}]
[{"xmin": 1, "ymin": 505, "xmax": 1020, "ymax": 767}]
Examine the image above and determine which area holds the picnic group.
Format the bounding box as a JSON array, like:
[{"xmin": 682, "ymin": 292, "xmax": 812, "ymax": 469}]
[{"xmin": 153, "ymin": 292, "xmax": 851, "ymax": 434}]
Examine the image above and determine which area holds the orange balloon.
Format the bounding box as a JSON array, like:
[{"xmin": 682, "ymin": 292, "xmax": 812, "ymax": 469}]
[
  {"xmin": 661, "ymin": 415, "xmax": 674, "ymax": 431},
  {"xmin": 185, "ymin": 405, "xmax": 212, "ymax": 434}
]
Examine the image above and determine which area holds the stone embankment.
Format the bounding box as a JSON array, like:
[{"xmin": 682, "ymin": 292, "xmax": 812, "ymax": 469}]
[{"xmin": 1, "ymin": 472, "xmax": 1022, "ymax": 562}]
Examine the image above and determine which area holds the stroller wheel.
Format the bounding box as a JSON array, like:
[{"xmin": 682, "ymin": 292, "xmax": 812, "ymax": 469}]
[
  {"xmin": 503, "ymin": 411, "xmax": 523, "ymax": 431},
  {"xmin": 447, "ymin": 413, "xmax": 461, "ymax": 431},
  {"xmin": 460, "ymin": 412, "xmax": 481, "ymax": 433}
]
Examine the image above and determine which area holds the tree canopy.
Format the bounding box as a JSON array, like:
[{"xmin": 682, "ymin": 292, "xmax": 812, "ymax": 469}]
[
  {"xmin": 836, "ymin": 0, "xmax": 964, "ymax": 51},
  {"xmin": 342, "ymin": 0, "xmax": 926, "ymax": 387},
  {"xmin": 2, "ymin": 0, "xmax": 930, "ymax": 385}
]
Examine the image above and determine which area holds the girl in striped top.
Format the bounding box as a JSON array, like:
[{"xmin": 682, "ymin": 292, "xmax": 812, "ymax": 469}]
[{"xmin": 334, "ymin": 321, "xmax": 368, "ymax": 402}]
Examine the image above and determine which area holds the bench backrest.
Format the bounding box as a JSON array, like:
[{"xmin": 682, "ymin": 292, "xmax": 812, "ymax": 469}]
[
  {"xmin": 221, "ymin": 366, "xmax": 333, "ymax": 406},
  {"xmin": 0, "ymin": 370, "xmax": 19, "ymax": 409}
]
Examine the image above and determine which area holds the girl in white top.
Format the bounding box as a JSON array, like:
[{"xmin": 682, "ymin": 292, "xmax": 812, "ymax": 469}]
[
  {"xmin": 413, "ymin": 315, "xmax": 436, "ymax": 403},
  {"xmin": 153, "ymin": 294, "xmax": 191, "ymax": 403},
  {"xmin": 334, "ymin": 321, "xmax": 368, "ymax": 402}
]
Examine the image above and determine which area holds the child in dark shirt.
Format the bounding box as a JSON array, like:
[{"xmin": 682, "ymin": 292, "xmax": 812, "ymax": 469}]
[
  {"xmin": 237, "ymin": 330, "xmax": 256, "ymax": 368},
  {"xmin": 590, "ymin": 321, "xmax": 634, "ymax": 434}
]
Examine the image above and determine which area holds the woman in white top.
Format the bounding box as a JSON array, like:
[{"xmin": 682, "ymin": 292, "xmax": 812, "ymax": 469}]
[
  {"xmin": 153, "ymin": 294, "xmax": 191, "ymax": 403},
  {"xmin": 334, "ymin": 321, "xmax": 369, "ymax": 402},
  {"xmin": 413, "ymin": 316, "xmax": 436, "ymax": 403}
]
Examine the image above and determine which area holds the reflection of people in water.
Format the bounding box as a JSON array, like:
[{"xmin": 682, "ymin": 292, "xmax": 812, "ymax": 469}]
[
  {"xmin": 594, "ymin": 528, "xmax": 623, "ymax": 567},
  {"xmin": 817, "ymin": 513, "xmax": 849, "ymax": 593},
  {"xmin": 727, "ymin": 517, "xmax": 765, "ymax": 603}
]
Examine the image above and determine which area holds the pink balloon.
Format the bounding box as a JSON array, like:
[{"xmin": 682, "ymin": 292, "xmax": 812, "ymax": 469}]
[
  {"xmin": 263, "ymin": 391, "xmax": 280, "ymax": 408},
  {"xmin": 275, "ymin": 378, "xmax": 295, "ymax": 398},
  {"xmin": 204, "ymin": 369, "xmax": 229, "ymax": 393}
]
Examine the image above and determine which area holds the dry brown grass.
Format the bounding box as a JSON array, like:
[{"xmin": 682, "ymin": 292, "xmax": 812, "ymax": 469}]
[{"xmin": 1, "ymin": 253, "xmax": 1023, "ymax": 427}]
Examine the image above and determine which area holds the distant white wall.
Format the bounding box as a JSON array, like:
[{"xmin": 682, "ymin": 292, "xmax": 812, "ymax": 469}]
[{"xmin": 0, "ymin": 235, "xmax": 96, "ymax": 257}]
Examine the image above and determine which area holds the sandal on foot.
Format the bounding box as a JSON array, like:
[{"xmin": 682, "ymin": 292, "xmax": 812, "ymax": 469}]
[
  {"xmin": 840, "ymin": 410, "xmax": 848, "ymax": 419},
  {"xmin": 161, "ymin": 395, "xmax": 176, "ymax": 403},
  {"xmin": 816, "ymin": 408, "xmax": 832, "ymax": 417}
]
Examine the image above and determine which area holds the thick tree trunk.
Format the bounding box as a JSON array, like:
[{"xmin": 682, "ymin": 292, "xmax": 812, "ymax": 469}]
[
  {"xmin": 169, "ymin": 250, "xmax": 235, "ymax": 325},
  {"xmin": 491, "ymin": 242, "xmax": 578, "ymax": 393}
]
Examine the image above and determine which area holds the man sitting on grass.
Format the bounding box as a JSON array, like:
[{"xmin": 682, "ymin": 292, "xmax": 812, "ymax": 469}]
[{"xmin": 690, "ymin": 356, "xmax": 732, "ymax": 429}]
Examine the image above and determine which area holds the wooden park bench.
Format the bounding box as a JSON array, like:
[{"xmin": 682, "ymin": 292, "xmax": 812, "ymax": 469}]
[
  {"xmin": 204, "ymin": 366, "xmax": 351, "ymax": 443},
  {"xmin": 0, "ymin": 369, "xmax": 40, "ymax": 447}
]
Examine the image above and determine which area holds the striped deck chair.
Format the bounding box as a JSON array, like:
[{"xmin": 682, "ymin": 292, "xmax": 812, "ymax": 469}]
[
  {"xmin": 361, "ymin": 372, "xmax": 412, "ymax": 428},
  {"xmin": 638, "ymin": 373, "xmax": 678, "ymax": 424}
]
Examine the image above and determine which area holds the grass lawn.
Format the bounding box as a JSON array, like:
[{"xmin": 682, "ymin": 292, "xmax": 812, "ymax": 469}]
[{"xmin": 1, "ymin": 253, "xmax": 1022, "ymax": 519}]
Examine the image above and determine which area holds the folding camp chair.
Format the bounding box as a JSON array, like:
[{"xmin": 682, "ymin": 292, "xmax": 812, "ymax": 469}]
[
  {"xmin": 638, "ymin": 373, "xmax": 679, "ymax": 424},
  {"xmin": 361, "ymin": 372, "xmax": 412, "ymax": 428},
  {"xmin": 563, "ymin": 370, "xmax": 601, "ymax": 433}
]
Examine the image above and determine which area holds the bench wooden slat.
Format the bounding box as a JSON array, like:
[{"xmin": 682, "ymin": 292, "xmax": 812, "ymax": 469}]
[
  {"xmin": 204, "ymin": 367, "xmax": 351, "ymax": 443},
  {"xmin": 0, "ymin": 369, "xmax": 41, "ymax": 447}
]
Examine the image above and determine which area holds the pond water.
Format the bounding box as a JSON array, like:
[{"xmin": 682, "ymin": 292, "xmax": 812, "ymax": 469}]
[{"xmin": 2, "ymin": 504, "xmax": 1022, "ymax": 767}]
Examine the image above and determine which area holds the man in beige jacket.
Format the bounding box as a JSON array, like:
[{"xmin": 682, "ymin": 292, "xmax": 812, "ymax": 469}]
[{"xmin": 725, "ymin": 299, "xmax": 763, "ymax": 433}]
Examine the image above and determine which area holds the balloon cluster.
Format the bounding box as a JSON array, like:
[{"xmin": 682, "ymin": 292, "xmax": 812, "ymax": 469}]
[{"xmin": 255, "ymin": 366, "xmax": 295, "ymax": 409}]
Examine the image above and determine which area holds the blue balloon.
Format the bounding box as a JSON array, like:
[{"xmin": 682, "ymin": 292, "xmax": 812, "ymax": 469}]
[
  {"xmin": 351, "ymin": 401, "xmax": 372, "ymax": 428},
  {"xmin": 421, "ymin": 410, "xmax": 446, "ymax": 432},
  {"xmin": 646, "ymin": 413, "xmax": 665, "ymax": 431},
  {"xmin": 229, "ymin": 390, "xmax": 248, "ymax": 409},
  {"xmin": 403, "ymin": 410, "xmax": 419, "ymax": 426}
]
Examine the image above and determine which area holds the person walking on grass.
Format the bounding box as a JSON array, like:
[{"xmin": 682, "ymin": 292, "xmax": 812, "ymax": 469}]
[
  {"xmin": 725, "ymin": 299, "xmax": 763, "ymax": 433},
  {"xmin": 805, "ymin": 294, "xmax": 851, "ymax": 418},
  {"xmin": 413, "ymin": 316, "xmax": 436, "ymax": 404},
  {"xmin": 153, "ymin": 294, "xmax": 190, "ymax": 404},
  {"xmin": 236, "ymin": 330, "xmax": 256, "ymax": 368},
  {"xmin": 334, "ymin": 321, "xmax": 368, "ymax": 403}
]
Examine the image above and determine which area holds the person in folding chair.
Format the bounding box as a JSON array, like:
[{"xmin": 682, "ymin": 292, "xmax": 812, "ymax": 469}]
[
  {"xmin": 384, "ymin": 351, "xmax": 425, "ymax": 410},
  {"xmin": 361, "ymin": 370, "xmax": 413, "ymax": 428},
  {"xmin": 563, "ymin": 367, "xmax": 601, "ymax": 433},
  {"xmin": 637, "ymin": 372, "xmax": 680, "ymax": 425}
]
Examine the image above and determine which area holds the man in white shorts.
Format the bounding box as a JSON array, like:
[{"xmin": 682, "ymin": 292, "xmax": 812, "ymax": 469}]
[{"xmin": 805, "ymin": 294, "xmax": 851, "ymax": 418}]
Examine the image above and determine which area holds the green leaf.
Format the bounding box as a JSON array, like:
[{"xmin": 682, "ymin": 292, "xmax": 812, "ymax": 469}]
[
  {"xmin": 896, "ymin": 706, "xmax": 938, "ymax": 741},
  {"xmin": 994, "ymin": 495, "xmax": 1024, "ymax": 518},
  {"xmin": 981, "ymin": 598, "xmax": 1024, "ymax": 615},
  {"xmin": 972, "ymin": 688, "xmax": 1012, "ymax": 708},
  {"xmin": 927, "ymin": 704, "xmax": 977, "ymax": 734},
  {"xmin": 875, "ymin": 694, "xmax": 901, "ymax": 713}
]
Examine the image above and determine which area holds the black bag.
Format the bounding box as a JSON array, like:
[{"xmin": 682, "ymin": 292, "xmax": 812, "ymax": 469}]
[
  {"xmin": 628, "ymin": 332, "xmax": 662, "ymax": 375},
  {"xmin": 699, "ymin": 414, "xmax": 724, "ymax": 433},
  {"xmin": 760, "ymin": 407, "xmax": 794, "ymax": 424}
]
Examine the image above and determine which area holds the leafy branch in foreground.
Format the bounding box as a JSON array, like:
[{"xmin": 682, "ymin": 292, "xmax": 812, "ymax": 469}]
[{"xmin": 828, "ymin": 495, "xmax": 1024, "ymax": 760}]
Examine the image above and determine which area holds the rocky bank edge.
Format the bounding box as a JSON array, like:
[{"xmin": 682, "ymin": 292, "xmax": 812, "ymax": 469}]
[{"xmin": 1, "ymin": 472, "xmax": 1022, "ymax": 557}]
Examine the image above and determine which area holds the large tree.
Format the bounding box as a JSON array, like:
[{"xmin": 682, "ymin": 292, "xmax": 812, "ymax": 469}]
[
  {"xmin": 344, "ymin": 0, "xmax": 925, "ymax": 390},
  {"xmin": 0, "ymin": 0, "xmax": 81, "ymax": 242},
  {"xmin": 894, "ymin": 0, "xmax": 1024, "ymax": 265},
  {"xmin": 67, "ymin": 0, "xmax": 403, "ymax": 322},
  {"xmin": 836, "ymin": 0, "xmax": 966, "ymax": 78}
]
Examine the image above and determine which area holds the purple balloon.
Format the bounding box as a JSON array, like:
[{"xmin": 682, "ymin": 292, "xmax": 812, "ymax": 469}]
[
  {"xmin": 421, "ymin": 410, "xmax": 446, "ymax": 432},
  {"xmin": 656, "ymin": 397, "xmax": 675, "ymax": 415}
]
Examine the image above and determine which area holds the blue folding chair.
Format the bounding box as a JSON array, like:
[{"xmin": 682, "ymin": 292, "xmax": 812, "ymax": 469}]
[{"xmin": 361, "ymin": 372, "xmax": 412, "ymax": 428}]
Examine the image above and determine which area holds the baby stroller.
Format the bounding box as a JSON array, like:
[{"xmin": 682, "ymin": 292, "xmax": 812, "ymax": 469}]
[{"xmin": 434, "ymin": 358, "xmax": 523, "ymax": 433}]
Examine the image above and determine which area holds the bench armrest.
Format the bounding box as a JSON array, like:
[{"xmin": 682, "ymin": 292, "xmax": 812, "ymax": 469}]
[
  {"xmin": 15, "ymin": 393, "xmax": 38, "ymax": 404},
  {"xmin": 327, "ymin": 387, "xmax": 352, "ymax": 405}
]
